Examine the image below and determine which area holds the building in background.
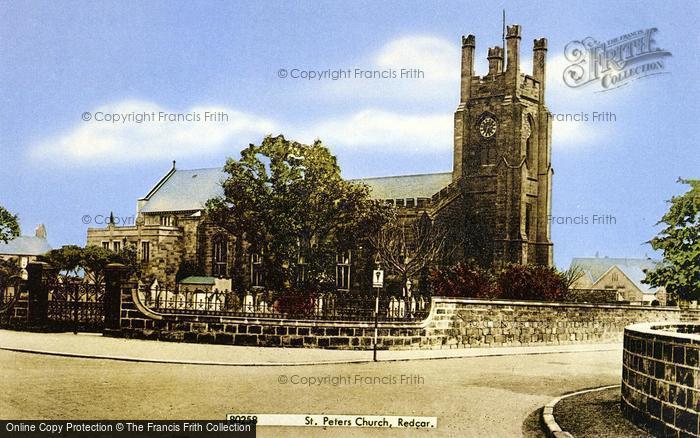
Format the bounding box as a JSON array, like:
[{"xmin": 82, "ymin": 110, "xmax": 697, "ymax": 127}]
[
  {"xmin": 569, "ymin": 256, "xmax": 666, "ymax": 305},
  {"xmin": 0, "ymin": 224, "xmax": 52, "ymax": 279}
]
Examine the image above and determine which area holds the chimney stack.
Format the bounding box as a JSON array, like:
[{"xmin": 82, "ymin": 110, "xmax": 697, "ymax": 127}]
[{"xmin": 35, "ymin": 224, "xmax": 46, "ymax": 239}]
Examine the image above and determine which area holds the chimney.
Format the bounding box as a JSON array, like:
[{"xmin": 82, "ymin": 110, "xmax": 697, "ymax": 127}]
[
  {"xmin": 460, "ymin": 35, "xmax": 475, "ymax": 103},
  {"xmin": 533, "ymin": 38, "xmax": 547, "ymax": 103},
  {"xmin": 505, "ymin": 24, "xmax": 522, "ymax": 87},
  {"xmin": 487, "ymin": 47, "xmax": 504, "ymax": 76},
  {"xmin": 35, "ymin": 224, "xmax": 47, "ymax": 239}
]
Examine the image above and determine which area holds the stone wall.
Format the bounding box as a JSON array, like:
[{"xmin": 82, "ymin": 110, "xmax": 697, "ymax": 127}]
[
  {"xmin": 426, "ymin": 299, "xmax": 679, "ymax": 348},
  {"xmin": 107, "ymin": 280, "xmax": 682, "ymax": 350},
  {"xmin": 621, "ymin": 323, "xmax": 699, "ymax": 437}
]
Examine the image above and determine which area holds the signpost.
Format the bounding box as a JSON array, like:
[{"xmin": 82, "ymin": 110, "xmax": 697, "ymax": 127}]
[{"xmin": 372, "ymin": 268, "xmax": 384, "ymax": 362}]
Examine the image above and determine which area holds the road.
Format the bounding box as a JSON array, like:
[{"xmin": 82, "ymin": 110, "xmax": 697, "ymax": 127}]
[{"xmin": 0, "ymin": 349, "xmax": 623, "ymax": 437}]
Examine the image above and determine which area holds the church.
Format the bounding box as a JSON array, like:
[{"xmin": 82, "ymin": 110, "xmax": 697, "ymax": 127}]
[{"xmin": 87, "ymin": 24, "xmax": 553, "ymax": 289}]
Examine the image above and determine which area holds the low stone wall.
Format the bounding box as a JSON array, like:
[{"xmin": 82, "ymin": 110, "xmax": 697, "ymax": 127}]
[
  {"xmin": 681, "ymin": 309, "xmax": 700, "ymax": 322},
  {"xmin": 108, "ymin": 283, "xmax": 681, "ymax": 350},
  {"xmin": 621, "ymin": 323, "xmax": 700, "ymax": 437}
]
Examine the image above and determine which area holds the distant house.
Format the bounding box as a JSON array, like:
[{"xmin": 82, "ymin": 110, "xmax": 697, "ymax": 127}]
[
  {"xmin": 0, "ymin": 224, "xmax": 52, "ymax": 279},
  {"xmin": 569, "ymin": 256, "xmax": 666, "ymax": 305}
]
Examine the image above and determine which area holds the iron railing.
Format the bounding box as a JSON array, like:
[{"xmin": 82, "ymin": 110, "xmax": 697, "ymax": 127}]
[
  {"xmin": 139, "ymin": 284, "xmax": 430, "ymax": 322},
  {"xmin": 47, "ymin": 280, "xmax": 105, "ymax": 330}
]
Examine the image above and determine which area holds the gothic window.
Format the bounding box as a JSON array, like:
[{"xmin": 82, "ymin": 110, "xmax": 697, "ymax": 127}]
[
  {"xmin": 297, "ymin": 253, "xmax": 306, "ymax": 284},
  {"xmin": 336, "ymin": 250, "xmax": 351, "ymax": 291},
  {"xmin": 141, "ymin": 241, "xmax": 150, "ymax": 263},
  {"xmin": 212, "ymin": 235, "xmax": 228, "ymax": 277},
  {"xmin": 250, "ymin": 252, "xmax": 263, "ymax": 288},
  {"xmin": 524, "ymin": 115, "xmax": 534, "ymax": 164}
]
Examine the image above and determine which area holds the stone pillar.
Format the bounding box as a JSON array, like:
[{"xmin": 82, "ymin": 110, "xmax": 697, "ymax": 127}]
[
  {"xmin": 453, "ymin": 34, "xmax": 475, "ymax": 182},
  {"xmin": 104, "ymin": 263, "xmax": 127, "ymax": 331},
  {"xmin": 487, "ymin": 46, "xmax": 504, "ymax": 76},
  {"xmin": 27, "ymin": 262, "xmax": 50, "ymax": 327},
  {"xmin": 533, "ymin": 38, "xmax": 547, "ymax": 104},
  {"xmin": 460, "ymin": 35, "xmax": 475, "ymax": 103},
  {"xmin": 505, "ymin": 25, "xmax": 522, "ymax": 90}
]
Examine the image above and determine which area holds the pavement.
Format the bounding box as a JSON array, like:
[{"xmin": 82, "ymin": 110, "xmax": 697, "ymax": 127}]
[{"xmin": 0, "ymin": 329, "xmax": 621, "ymax": 365}]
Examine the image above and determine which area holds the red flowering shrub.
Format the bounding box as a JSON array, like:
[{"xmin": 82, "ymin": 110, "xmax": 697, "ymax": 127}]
[
  {"xmin": 496, "ymin": 264, "xmax": 567, "ymax": 301},
  {"xmin": 429, "ymin": 262, "xmax": 497, "ymax": 298},
  {"xmin": 274, "ymin": 290, "xmax": 317, "ymax": 316}
]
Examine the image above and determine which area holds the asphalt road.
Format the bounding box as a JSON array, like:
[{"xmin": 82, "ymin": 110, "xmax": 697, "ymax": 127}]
[{"xmin": 0, "ymin": 349, "xmax": 623, "ymax": 437}]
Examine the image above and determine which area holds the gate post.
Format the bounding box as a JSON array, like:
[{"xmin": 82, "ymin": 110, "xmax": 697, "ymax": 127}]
[
  {"xmin": 104, "ymin": 263, "xmax": 126, "ymax": 332},
  {"xmin": 27, "ymin": 262, "xmax": 50, "ymax": 327}
]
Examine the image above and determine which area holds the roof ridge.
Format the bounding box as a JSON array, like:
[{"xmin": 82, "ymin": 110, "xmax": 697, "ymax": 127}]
[
  {"xmin": 353, "ymin": 171, "xmax": 451, "ymax": 180},
  {"xmin": 175, "ymin": 167, "xmax": 223, "ymax": 172}
]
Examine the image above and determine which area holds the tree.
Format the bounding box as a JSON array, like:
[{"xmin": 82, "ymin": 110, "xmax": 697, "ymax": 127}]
[
  {"xmin": 39, "ymin": 244, "xmax": 138, "ymax": 283},
  {"xmin": 0, "ymin": 258, "xmax": 21, "ymax": 292},
  {"xmin": 0, "ymin": 206, "xmax": 20, "ymax": 244},
  {"xmin": 370, "ymin": 212, "xmax": 448, "ymax": 296},
  {"xmin": 560, "ymin": 265, "xmax": 585, "ymax": 290},
  {"xmin": 644, "ymin": 179, "xmax": 700, "ymax": 302},
  {"xmin": 206, "ymin": 135, "xmax": 391, "ymax": 292}
]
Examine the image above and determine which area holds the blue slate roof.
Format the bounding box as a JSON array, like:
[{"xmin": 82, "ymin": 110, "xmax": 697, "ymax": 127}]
[
  {"xmin": 570, "ymin": 257, "xmax": 661, "ymax": 294},
  {"xmin": 140, "ymin": 168, "xmax": 226, "ymax": 213},
  {"xmin": 0, "ymin": 235, "xmax": 52, "ymax": 256},
  {"xmin": 352, "ymin": 172, "xmax": 452, "ymax": 200},
  {"xmin": 138, "ymin": 167, "xmax": 453, "ymax": 213}
]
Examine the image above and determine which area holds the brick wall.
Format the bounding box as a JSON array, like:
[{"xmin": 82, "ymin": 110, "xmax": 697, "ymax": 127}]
[
  {"xmin": 621, "ymin": 323, "xmax": 699, "ymax": 437},
  {"xmin": 107, "ymin": 281, "xmax": 682, "ymax": 350}
]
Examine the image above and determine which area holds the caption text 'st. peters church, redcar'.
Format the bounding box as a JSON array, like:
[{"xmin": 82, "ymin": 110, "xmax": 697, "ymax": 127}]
[{"xmin": 87, "ymin": 24, "xmax": 554, "ymax": 288}]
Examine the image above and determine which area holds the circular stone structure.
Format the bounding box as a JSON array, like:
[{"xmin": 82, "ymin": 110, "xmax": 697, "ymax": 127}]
[{"xmin": 622, "ymin": 322, "xmax": 700, "ymax": 437}]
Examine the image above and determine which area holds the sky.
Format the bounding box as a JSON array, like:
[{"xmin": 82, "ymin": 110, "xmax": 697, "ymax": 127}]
[{"xmin": 0, "ymin": 0, "xmax": 698, "ymax": 269}]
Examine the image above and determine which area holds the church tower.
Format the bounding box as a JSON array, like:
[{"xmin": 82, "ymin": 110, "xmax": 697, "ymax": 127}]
[{"xmin": 452, "ymin": 25, "xmax": 553, "ymax": 267}]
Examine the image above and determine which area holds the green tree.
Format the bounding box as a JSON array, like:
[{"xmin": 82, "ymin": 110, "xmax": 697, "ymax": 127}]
[
  {"xmin": 0, "ymin": 206, "xmax": 20, "ymax": 243},
  {"xmin": 644, "ymin": 179, "xmax": 700, "ymax": 302},
  {"xmin": 206, "ymin": 135, "xmax": 391, "ymax": 292},
  {"xmin": 39, "ymin": 244, "xmax": 138, "ymax": 283}
]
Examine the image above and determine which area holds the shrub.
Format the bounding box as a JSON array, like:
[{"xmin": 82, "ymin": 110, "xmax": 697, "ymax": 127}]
[
  {"xmin": 429, "ymin": 262, "xmax": 496, "ymax": 298},
  {"xmin": 496, "ymin": 264, "xmax": 567, "ymax": 301},
  {"xmin": 274, "ymin": 289, "xmax": 317, "ymax": 317}
]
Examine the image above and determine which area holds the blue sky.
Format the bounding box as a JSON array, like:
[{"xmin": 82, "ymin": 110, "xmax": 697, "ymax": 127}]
[{"xmin": 0, "ymin": 0, "xmax": 698, "ymax": 269}]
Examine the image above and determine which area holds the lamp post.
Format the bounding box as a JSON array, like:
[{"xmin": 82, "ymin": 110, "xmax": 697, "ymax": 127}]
[{"xmin": 372, "ymin": 255, "xmax": 383, "ymax": 362}]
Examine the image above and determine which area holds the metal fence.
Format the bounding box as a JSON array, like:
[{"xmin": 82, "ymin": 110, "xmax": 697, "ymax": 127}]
[{"xmin": 139, "ymin": 284, "xmax": 430, "ymax": 322}]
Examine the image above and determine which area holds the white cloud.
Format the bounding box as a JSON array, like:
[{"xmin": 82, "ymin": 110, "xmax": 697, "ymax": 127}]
[
  {"xmin": 374, "ymin": 35, "xmax": 458, "ymax": 81},
  {"xmin": 29, "ymin": 100, "xmax": 276, "ymax": 164},
  {"xmin": 294, "ymin": 109, "xmax": 452, "ymax": 153},
  {"xmin": 31, "ymin": 100, "xmax": 451, "ymax": 165},
  {"xmin": 318, "ymin": 35, "xmax": 465, "ymax": 102},
  {"xmin": 31, "ymin": 42, "xmax": 619, "ymax": 165}
]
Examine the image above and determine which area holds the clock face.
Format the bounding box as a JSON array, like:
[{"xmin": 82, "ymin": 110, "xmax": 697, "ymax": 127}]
[{"xmin": 479, "ymin": 116, "xmax": 497, "ymax": 138}]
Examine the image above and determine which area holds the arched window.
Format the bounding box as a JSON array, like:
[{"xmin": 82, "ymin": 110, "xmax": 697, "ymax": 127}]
[
  {"xmin": 524, "ymin": 115, "xmax": 534, "ymax": 164},
  {"xmin": 212, "ymin": 235, "xmax": 228, "ymax": 277}
]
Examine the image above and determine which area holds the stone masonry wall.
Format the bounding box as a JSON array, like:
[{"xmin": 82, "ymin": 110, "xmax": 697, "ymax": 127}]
[
  {"xmin": 621, "ymin": 323, "xmax": 699, "ymax": 437},
  {"xmin": 107, "ymin": 283, "xmax": 682, "ymax": 350},
  {"xmin": 424, "ymin": 299, "xmax": 680, "ymax": 348}
]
